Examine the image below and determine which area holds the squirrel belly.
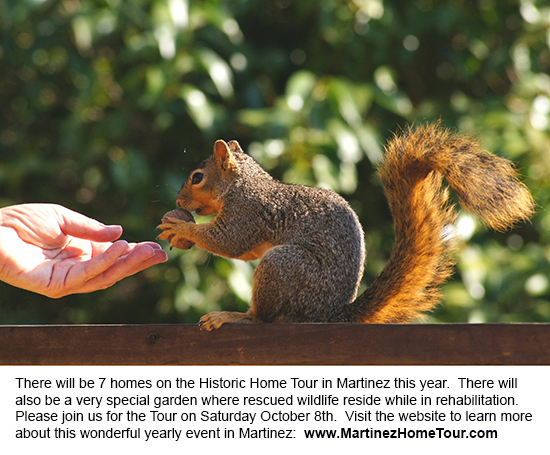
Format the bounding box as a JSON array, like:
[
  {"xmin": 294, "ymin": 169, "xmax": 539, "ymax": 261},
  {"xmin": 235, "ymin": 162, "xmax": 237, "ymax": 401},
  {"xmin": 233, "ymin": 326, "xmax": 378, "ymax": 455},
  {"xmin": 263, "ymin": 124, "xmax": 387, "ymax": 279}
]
[{"xmin": 157, "ymin": 123, "xmax": 534, "ymax": 330}]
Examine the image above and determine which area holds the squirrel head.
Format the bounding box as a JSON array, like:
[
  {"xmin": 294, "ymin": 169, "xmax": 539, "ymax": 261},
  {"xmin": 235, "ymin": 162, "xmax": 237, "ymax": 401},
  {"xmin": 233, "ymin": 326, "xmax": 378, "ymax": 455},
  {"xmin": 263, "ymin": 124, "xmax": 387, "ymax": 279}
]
[{"xmin": 176, "ymin": 139, "xmax": 240, "ymax": 216}]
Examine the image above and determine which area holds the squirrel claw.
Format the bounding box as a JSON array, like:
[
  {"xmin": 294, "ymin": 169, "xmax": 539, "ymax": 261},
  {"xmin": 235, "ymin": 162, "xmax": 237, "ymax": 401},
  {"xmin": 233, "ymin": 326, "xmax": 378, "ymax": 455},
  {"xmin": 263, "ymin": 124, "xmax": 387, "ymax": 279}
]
[
  {"xmin": 156, "ymin": 217, "xmax": 180, "ymax": 231},
  {"xmin": 156, "ymin": 221, "xmax": 195, "ymax": 250},
  {"xmin": 198, "ymin": 312, "xmax": 223, "ymax": 331},
  {"xmin": 156, "ymin": 227, "xmax": 174, "ymax": 240}
]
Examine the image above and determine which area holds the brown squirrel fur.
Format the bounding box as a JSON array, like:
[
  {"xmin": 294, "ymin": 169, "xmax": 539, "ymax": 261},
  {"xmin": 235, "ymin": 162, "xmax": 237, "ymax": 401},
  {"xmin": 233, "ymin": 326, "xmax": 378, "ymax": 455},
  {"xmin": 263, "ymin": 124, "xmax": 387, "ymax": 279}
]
[{"xmin": 157, "ymin": 123, "xmax": 534, "ymax": 330}]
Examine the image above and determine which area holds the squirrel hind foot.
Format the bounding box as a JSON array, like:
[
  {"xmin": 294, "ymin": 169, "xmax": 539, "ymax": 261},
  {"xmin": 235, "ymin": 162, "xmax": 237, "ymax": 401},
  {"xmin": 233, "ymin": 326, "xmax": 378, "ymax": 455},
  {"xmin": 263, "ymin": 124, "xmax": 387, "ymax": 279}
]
[{"xmin": 199, "ymin": 310, "xmax": 255, "ymax": 331}]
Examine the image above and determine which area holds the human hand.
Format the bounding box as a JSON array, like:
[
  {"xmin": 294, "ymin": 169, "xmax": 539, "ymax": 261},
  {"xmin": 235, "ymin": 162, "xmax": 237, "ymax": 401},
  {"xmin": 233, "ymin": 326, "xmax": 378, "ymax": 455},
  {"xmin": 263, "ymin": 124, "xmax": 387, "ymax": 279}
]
[{"xmin": 0, "ymin": 204, "xmax": 167, "ymax": 298}]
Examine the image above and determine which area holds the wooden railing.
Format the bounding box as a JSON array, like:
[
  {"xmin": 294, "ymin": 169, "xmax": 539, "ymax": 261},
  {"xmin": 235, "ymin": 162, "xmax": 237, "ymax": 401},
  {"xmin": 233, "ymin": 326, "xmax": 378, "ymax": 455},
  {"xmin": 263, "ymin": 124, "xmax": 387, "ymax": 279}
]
[{"xmin": 0, "ymin": 323, "xmax": 548, "ymax": 365}]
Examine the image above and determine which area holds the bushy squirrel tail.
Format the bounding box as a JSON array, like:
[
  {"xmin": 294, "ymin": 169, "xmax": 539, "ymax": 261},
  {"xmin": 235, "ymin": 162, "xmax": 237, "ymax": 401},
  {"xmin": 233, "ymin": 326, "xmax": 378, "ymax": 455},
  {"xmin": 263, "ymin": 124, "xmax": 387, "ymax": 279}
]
[{"xmin": 351, "ymin": 122, "xmax": 534, "ymax": 323}]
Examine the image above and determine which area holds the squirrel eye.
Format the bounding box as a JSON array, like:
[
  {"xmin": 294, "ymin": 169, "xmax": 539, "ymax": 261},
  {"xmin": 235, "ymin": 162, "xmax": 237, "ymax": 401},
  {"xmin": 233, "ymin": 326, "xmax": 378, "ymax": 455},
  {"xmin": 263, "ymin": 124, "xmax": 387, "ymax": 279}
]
[{"xmin": 191, "ymin": 172, "xmax": 204, "ymax": 185}]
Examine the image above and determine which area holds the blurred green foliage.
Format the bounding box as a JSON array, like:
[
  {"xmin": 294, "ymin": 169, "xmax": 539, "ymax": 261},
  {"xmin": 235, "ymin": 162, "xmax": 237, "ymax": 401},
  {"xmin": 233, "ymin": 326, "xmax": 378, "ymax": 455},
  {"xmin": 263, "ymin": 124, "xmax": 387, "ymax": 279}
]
[{"xmin": 1, "ymin": 0, "xmax": 549, "ymax": 324}]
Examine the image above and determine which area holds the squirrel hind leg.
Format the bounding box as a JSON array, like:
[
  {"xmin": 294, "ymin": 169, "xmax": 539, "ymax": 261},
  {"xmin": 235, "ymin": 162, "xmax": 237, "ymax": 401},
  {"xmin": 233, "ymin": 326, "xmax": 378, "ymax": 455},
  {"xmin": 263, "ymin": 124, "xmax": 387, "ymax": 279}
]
[
  {"xmin": 199, "ymin": 310, "xmax": 255, "ymax": 331},
  {"xmin": 252, "ymin": 245, "xmax": 356, "ymax": 323}
]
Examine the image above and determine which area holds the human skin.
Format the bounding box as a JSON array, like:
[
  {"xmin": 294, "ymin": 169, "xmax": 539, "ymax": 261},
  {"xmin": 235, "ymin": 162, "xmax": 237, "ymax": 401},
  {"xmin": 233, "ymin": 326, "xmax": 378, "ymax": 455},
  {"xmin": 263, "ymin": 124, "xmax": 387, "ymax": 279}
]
[{"xmin": 0, "ymin": 203, "xmax": 167, "ymax": 298}]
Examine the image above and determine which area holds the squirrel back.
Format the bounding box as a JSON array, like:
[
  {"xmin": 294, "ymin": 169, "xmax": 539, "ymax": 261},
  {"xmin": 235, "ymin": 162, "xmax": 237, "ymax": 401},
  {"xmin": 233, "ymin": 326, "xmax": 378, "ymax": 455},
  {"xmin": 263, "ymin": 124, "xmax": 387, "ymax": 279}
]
[{"xmin": 157, "ymin": 123, "xmax": 534, "ymax": 329}]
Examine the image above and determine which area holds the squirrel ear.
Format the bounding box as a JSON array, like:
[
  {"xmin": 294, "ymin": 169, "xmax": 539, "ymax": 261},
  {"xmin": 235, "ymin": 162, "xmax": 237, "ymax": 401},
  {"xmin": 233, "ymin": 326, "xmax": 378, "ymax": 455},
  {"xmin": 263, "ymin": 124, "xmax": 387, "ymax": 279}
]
[{"xmin": 213, "ymin": 140, "xmax": 237, "ymax": 172}]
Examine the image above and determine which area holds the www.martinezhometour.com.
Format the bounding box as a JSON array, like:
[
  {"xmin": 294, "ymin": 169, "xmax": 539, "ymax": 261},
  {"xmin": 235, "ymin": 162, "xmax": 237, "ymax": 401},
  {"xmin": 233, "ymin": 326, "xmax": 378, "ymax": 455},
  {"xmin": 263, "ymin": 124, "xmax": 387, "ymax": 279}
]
[{"xmin": 304, "ymin": 427, "xmax": 497, "ymax": 439}]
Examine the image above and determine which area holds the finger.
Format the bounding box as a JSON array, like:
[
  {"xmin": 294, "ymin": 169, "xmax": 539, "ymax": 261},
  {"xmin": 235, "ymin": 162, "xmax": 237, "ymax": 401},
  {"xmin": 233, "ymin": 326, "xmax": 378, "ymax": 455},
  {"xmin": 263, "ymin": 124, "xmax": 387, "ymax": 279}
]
[
  {"xmin": 56, "ymin": 205, "xmax": 123, "ymax": 243},
  {"xmin": 64, "ymin": 240, "xmax": 131, "ymax": 290},
  {"xmin": 91, "ymin": 240, "xmax": 165, "ymax": 257},
  {"xmin": 105, "ymin": 243, "xmax": 168, "ymax": 276},
  {"xmin": 118, "ymin": 246, "xmax": 168, "ymax": 275},
  {"xmin": 133, "ymin": 241, "xmax": 165, "ymax": 251},
  {"xmin": 114, "ymin": 242, "xmax": 168, "ymax": 266},
  {"xmin": 73, "ymin": 244, "xmax": 167, "ymax": 294}
]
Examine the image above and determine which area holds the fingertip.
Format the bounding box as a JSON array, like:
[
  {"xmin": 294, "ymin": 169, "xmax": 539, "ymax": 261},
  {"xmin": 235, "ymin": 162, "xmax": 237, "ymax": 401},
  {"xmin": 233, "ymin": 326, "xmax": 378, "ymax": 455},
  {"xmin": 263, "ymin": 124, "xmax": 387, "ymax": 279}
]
[
  {"xmin": 148, "ymin": 244, "xmax": 169, "ymax": 262},
  {"xmin": 140, "ymin": 243, "xmax": 156, "ymax": 257},
  {"xmin": 135, "ymin": 243, "xmax": 168, "ymax": 264},
  {"xmin": 110, "ymin": 224, "xmax": 123, "ymax": 233},
  {"xmin": 129, "ymin": 242, "xmax": 159, "ymax": 261},
  {"xmin": 157, "ymin": 249, "xmax": 169, "ymax": 263},
  {"xmin": 104, "ymin": 225, "xmax": 124, "ymax": 241},
  {"xmin": 109, "ymin": 239, "xmax": 130, "ymax": 255},
  {"xmin": 137, "ymin": 241, "xmax": 164, "ymax": 251},
  {"xmin": 60, "ymin": 207, "xmax": 124, "ymax": 242},
  {"xmin": 149, "ymin": 242, "xmax": 164, "ymax": 251}
]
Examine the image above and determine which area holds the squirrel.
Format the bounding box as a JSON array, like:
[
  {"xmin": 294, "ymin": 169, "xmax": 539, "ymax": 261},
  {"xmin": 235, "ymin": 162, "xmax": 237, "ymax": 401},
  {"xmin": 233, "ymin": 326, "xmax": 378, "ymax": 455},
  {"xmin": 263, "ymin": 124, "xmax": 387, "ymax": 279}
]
[{"xmin": 157, "ymin": 122, "xmax": 534, "ymax": 330}]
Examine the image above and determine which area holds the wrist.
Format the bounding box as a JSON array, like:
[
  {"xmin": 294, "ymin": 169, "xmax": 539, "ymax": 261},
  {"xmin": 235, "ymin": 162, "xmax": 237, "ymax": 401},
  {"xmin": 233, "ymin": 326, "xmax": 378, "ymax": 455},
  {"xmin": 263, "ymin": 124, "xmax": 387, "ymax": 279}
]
[
  {"xmin": 0, "ymin": 207, "xmax": 24, "ymax": 287},
  {"xmin": 0, "ymin": 215, "xmax": 13, "ymax": 285}
]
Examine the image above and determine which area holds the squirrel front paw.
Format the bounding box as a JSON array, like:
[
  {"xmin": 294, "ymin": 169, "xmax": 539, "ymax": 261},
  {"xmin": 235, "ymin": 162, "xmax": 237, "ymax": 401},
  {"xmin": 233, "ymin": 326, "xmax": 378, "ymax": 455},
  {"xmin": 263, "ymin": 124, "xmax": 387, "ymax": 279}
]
[{"xmin": 157, "ymin": 209, "xmax": 195, "ymax": 250}]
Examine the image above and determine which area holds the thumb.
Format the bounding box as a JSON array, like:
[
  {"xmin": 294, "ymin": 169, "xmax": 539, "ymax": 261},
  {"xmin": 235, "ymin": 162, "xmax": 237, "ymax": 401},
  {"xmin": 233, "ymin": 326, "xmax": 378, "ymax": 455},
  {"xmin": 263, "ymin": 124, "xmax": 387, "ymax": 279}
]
[{"xmin": 57, "ymin": 206, "xmax": 123, "ymax": 243}]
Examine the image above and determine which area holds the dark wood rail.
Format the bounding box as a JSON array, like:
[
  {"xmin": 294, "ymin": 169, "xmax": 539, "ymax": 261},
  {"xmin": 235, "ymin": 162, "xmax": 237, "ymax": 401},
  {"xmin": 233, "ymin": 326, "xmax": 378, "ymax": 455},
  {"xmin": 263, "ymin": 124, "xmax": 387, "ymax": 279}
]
[{"xmin": 0, "ymin": 323, "xmax": 549, "ymax": 365}]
